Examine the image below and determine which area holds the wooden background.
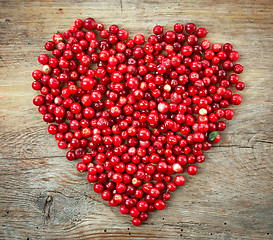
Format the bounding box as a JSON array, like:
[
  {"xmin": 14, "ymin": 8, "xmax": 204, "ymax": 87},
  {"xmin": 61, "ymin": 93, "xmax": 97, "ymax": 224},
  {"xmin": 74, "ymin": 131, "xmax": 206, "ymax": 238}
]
[{"xmin": 0, "ymin": 0, "xmax": 273, "ymax": 239}]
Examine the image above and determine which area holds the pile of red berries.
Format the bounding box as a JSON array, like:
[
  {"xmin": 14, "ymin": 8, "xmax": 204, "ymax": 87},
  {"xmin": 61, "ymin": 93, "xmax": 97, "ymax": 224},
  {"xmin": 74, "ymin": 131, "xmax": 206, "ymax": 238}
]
[{"xmin": 32, "ymin": 18, "xmax": 244, "ymax": 226}]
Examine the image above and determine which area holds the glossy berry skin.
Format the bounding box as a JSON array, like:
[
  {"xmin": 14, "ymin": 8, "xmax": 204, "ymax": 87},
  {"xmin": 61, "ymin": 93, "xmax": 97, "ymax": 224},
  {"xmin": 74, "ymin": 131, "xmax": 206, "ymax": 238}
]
[
  {"xmin": 231, "ymin": 94, "xmax": 242, "ymax": 105},
  {"xmin": 137, "ymin": 200, "xmax": 149, "ymax": 212},
  {"xmin": 187, "ymin": 165, "xmax": 198, "ymax": 175},
  {"xmin": 83, "ymin": 17, "xmax": 96, "ymax": 30},
  {"xmin": 77, "ymin": 162, "xmax": 87, "ymax": 172},
  {"xmin": 236, "ymin": 82, "xmax": 245, "ymax": 91},
  {"xmin": 93, "ymin": 183, "xmax": 104, "ymax": 193},
  {"xmin": 224, "ymin": 109, "xmax": 234, "ymax": 120},
  {"xmin": 138, "ymin": 128, "xmax": 151, "ymax": 141},
  {"xmin": 33, "ymin": 95, "xmax": 44, "ymax": 106},
  {"xmin": 132, "ymin": 217, "xmax": 142, "ymax": 226},
  {"xmin": 185, "ymin": 23, "xmax": 196, "ymax": 34},
  {"xmin": 154, "ymin": 199, "xmax": 166, "ymax": 210},
  {"xmin": 174, "ymin": 175, "xmax": 185, "ymax": 186},
  {"xmin": 134, "ymin": 34, "xmax": 145, "ymax": 45},
  {"xmin": 38, "ymin": 54, "xmax": 49, "ymax": 64}
]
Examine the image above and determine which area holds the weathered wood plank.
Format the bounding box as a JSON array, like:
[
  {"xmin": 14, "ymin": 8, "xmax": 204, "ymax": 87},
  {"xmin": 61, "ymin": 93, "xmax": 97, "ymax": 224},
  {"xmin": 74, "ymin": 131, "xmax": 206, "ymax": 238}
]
[{"xmin": 0, "ymin": 0, "xmax": 273, "ymax": 239}]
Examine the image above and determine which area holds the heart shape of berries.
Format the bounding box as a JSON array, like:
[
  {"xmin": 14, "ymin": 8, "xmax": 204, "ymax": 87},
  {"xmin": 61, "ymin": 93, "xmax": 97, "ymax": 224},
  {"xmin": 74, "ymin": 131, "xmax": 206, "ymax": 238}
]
[{"xmin": 32, "ymin": 18, "xmax": 245, "ymax": 226}]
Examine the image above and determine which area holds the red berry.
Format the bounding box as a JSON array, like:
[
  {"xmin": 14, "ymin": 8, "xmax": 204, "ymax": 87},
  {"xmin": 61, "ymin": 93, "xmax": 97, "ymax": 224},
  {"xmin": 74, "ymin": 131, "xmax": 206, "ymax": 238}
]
[
  {"xmin": 137, "ymin": 200, "xmax": 149, "ymax": 212},
  {"xmin": 174, "ymin": 175, "xmax": 185, "ymax": 186},
  {"xmin": 134, "ymin": 34, "xmax": 145, "ymax": 45},
  {"xmin": 187, "ymin": 165, "xmax": 198, "ymax": 175},
  {"xmin": 231, "ymin": 94, "xmax": 242, "ymax": 105},
  {"xmin": 185, "ymin": 23, "xmax": 196, "ymax": 34},
  {"xmin": 132, "ymin": 217, "xmax": 142, "ymax": 226},
  {"xmin": 83, "ymin": 17, "xmax": 96, "ymax": 30},
  {"xmin": 77, "ymin": 162, "xmax": 87, "ymax": 172},
  {"xmin": 153, "ymin": 25, "xmax": 163, "ymax": 35},
  {"xmin": 38, "ymin": 54, "xmax": 49, "ymax": 64},
  {"xmin": 154, "ymin": 199, "xmax": 166, "ymax": 210},
  {"xmin": 197, "ymin": 27, "xmax": 207, "ymax": 38}
]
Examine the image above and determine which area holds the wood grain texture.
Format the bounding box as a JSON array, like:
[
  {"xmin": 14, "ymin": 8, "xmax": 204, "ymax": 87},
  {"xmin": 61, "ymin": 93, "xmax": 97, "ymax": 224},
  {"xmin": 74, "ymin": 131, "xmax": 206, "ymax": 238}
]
[{"xmin": 0, "ymin": 0, "xmax": 273, "ymax": 239}]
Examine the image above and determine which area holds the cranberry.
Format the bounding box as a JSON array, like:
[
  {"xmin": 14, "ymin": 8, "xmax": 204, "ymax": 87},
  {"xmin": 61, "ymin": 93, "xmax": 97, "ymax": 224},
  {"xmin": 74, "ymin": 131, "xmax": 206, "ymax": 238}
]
[
  {"xmin": 134, "ymin": 34, "xmax": 145, "ymax": 45},
  {"xmin": 231, "ymin": 94, "xmax": 242, "ymax": 105},
  {"xmin": 187, "ymin": 165, "xmax": 198, "ymax": 175},
  {"xmin": 137, "ymin": 200, "xmax": 149, "ymax": 212},
  {"xmin": 132, "ymin": 217, "xmax": 142, "ymax": 226},
  {"xmin": 77, "ymin": 162, "xmax": 87, "ymax": 172},
  {"xmin": 236, "ymin": 82, "xmax": 245, "ymax": 91},
  {"xmin": 197, "ymin": 27, "xmax": 207, "ymax": 38},
  {"xmin": 185, "ymin": 23, "xmax": 196, "ymax": 34},
  {"xmin": 174, "ymin": 175, "xmax": 185, "ymax": 186},
  {"xmin": 83, "ymin": 17, "xmax": 96, "ymax": 30},
  {"xmin": 154, "ymin": 199, "xmax": 166, "ymax": 210},
  {"xmin": 44, "ymin": 41, "xmax": 55, "ymax": 51}
]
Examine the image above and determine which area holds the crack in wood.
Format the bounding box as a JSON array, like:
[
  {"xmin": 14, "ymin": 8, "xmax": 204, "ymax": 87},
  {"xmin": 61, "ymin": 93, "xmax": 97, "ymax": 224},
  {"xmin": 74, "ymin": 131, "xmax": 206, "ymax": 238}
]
[
  {"xmin": 47, "ymin": 190, "xmax": 76, "ymax": 199},
  {"xmin": 0, "ymin": 156, "xmax": 66, "ymax": 161},
  {"xmin": 119, "ymin": 0, "xmax": 123, "ymax": 11},
  {"xmin": 216, "ymin": 145, "xmax": 254, "ymax": 149},
  {"xmin": 0, "ymin": 56, "xmax": 9, "ymax": 69},
  {"xmin": 43, "ymin": 194, "xmax": 53, "ymax": 220},
  {"xmin": 46, "ymin": 189, "xmax": 103, "ymax": 205},
  {"xmin": 256, "ymin": 140, "xmax": 273, "ymax": 144}
]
